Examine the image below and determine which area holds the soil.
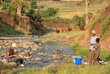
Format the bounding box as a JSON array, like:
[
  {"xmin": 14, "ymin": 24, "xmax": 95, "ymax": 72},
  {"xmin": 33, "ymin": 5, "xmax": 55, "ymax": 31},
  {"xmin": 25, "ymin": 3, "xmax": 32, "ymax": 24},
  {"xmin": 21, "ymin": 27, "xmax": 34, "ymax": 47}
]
[{"xmin": 104, "ymin": 6, "xmax": 110, "ymax": 16}]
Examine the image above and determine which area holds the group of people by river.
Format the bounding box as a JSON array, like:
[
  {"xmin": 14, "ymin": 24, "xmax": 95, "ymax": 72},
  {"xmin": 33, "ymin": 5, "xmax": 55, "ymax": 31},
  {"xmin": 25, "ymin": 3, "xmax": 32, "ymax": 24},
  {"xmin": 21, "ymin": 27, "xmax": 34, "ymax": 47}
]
[{"xmin": 0, "ymin": 30, "xmax": 107, "ymax": 68}]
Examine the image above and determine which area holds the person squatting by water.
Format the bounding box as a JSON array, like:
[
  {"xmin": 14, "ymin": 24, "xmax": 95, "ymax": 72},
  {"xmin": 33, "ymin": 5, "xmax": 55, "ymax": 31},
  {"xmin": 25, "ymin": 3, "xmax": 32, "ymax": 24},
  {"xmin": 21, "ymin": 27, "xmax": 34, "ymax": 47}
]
[{"xmin": 6, "ymin": 43, "xmax": 24, "ymax": 67}]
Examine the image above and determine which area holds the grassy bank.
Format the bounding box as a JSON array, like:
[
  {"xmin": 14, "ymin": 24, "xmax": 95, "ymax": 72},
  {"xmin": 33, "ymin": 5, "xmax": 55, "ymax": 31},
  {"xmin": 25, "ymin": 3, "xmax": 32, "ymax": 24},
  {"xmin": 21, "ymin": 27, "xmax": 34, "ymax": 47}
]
[
  {"xmin": 0, "ymin": 22, "xmax": 23, "ymax": 36},
  {"xmin": 70, "ymin": 42, "xmax": 110, "ymax": 60},
  {"xmin": 2, "ymin": 61, "xmax": 110, "ymax": 74},
  {"xmin": 41, "ymin": 30, "xmax": 82, "ymax": 40}
]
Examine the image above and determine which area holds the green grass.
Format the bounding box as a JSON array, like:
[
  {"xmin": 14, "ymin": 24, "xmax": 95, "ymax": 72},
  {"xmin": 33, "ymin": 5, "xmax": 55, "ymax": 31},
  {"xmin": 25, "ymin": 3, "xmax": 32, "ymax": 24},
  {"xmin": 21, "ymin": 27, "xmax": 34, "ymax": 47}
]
[
  {"xmin": 75, "ymin": 48, "xmax": 89, "ymax": 57},
  {"xmin": 100, "ymin": 50, "xmax": 110, "ymax": 59},
  {"xmin": 0, "ymin": 22, "xmax": 23, "ymax": 36},
  {"xmin": 70, "ymin": 42, "xmax": 81, "ymax": 52},
  {"xmin": 41, "ymin": 30, "xmax": 82, "ymax": 40},
  {"xmin": 2, "ymin": 61, "xmax": 110, "ymax": 74},
  {"xmin": 0, "ymin": 44, "xmax": 110, "ymax": 74},
  {"xmin": 73, "ymin": 47, "xmax": 110, "ymax": 59},
  {"xmin": 0, "ymin": 49, "xmax": 7, "ymax": 55},
  {"xmin": 70, "ymin": 42, "xmax": 110, "ymax": 61}
]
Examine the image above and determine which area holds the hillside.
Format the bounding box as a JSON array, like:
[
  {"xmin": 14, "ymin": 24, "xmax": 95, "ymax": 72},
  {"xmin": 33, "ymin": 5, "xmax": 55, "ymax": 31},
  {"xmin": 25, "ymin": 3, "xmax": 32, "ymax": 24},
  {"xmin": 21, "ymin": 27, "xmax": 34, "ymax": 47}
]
[
  {"xmin": 90, "ymin": 6, "xmax": 110, "ymax": 50},
  {"xmin": 71, "ymin": 5, "xmax": 110, "ymax": 51},
  {"xmin": 37, "ymin": 0, "xmax": 103, "ymax": 19}
]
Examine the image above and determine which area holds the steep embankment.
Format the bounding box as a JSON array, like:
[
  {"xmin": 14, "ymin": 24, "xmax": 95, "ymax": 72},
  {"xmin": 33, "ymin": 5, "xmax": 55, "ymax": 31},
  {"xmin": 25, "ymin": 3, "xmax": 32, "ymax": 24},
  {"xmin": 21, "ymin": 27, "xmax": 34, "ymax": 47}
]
[
  {"xmin": 75, "ymin": 6, "xmax": 110, "ymax": 51},
  {"xmin": 89, "ymin": 6, "xmax": 110, "ymax": 51},
  {"xmin": 0, "ymin": 12, "xmax": 45, "ymax": 35}
]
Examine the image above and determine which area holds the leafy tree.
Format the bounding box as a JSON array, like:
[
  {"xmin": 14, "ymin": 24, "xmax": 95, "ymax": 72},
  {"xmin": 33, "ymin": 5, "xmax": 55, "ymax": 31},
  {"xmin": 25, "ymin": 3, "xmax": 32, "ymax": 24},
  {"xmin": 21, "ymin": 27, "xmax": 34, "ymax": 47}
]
[
  {"xmin": 73, "ymin": 16, "xmax": 85, "ymax": 30},
  {"xmin": 11, "ymin": 0, "xmax": 29, "ymax": 16},
  {"xmin": 2, "ymin": 3, "xmax": 16, "ymax": 15},
  {"xmin": 30, "ymin": 0, "xmax": 37, "ymax": 9},
  {"xmin": 1, "ymin": 0, "xmax": 29, "ymax": 16}
]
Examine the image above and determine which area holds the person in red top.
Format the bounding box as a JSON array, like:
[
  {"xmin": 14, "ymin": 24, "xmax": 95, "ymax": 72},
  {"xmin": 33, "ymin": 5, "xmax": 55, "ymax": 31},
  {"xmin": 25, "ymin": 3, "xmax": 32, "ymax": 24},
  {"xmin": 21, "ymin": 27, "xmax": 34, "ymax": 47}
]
[
  {"xmin": 7, "ymin": 43, "xmax": 24, "ymax": 67},
  {"xmin": 7, "ymin": 43, "xmax": 17, "ymax": 59}
]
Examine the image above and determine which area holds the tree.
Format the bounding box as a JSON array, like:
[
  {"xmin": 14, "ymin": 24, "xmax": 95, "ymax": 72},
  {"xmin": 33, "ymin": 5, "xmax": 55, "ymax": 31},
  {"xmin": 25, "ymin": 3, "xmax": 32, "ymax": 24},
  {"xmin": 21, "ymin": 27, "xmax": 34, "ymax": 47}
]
[
  {"xmin": 73, "ymin": 16, "xmax": 85, "ymax": 30},
  {"xmin": 30, "ymin": 0, "xmax": 37, "ymax": 9},
  {"xmin": 11, "ymin": 0, "xmax": 29, "ymax": 17}
]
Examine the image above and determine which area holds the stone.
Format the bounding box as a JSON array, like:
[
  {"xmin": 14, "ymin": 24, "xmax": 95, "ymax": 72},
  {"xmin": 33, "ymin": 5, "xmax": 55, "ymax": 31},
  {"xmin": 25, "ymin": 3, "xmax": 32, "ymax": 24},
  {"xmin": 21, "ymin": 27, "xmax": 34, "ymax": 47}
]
[
  {"xmin": 35, "ymin": 57, "xmax": 43, "ymax": 61},
  {"xmin": 7, "ymin": 62, "xmax": 17, "ymax": 68}
]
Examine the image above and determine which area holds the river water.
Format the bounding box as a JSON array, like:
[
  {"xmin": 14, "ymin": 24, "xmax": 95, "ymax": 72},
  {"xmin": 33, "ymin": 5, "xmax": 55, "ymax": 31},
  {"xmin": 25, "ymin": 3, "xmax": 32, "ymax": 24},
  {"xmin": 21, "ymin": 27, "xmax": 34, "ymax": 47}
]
[{"xmin": 24, "ymin": 39, "xmax": 74, "ymax": 68}]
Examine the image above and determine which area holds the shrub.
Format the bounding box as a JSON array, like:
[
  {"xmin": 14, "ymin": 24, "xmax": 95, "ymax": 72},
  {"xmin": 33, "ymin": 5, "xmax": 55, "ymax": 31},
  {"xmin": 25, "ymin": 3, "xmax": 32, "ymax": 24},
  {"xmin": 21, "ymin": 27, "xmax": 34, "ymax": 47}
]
[
  {"xmin": 76, "ymin": 48, "xmax": 89, "ymax": 57},
  {"xmin": 2, "ymin": 3, "xmax": 16, "ymax": 15},
  {"xmin": 70, "ymin": 43, "xmax": 81, "ymax": 52},
  {"xmin": 0, "ymin": 22, "xmax": 23, "ymax": 36},
  {"xmin": 73, "ymin": 16, "xmax": 85, "ymax": 30},
  {"xmin": 40, "ymin": 8, "xmax": 57, "ymax": 18},
  {"xmin": 100, "ymin": 50, "xmax": 110, "ymax": 59}
]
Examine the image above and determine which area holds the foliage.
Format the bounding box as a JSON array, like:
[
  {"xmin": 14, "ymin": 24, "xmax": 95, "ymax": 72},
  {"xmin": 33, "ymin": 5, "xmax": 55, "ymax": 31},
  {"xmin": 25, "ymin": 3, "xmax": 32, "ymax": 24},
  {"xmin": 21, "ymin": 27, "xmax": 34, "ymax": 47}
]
[
  {"xmin": 75, "ymin": 48, "xmax": 89, "ymax": 57},
  {"xmin": 26, "ymin": 0, "xmax": 37, "ymax": 17},
  {"xmin": 0, "ymin": 49, "xmax": 7, "ymax": 55},
  {"xmin": 2, "ymin": 3, "xmax": 16, "ymax": 15},
  {"xmin": 101, "ymin": 15, "xmax": 110, "ymax": 37},
  {"xmin": 73, "ymin": 16, "xmax": 85, "ymax": 30},
  {"xmin": 100, "ymin": 50, "xmax": 110, "ymax": 59},
  {"xmin": 0, "ymin": 22, "xmax": 23, "ymax": 36},
  {"xmin": 40, "ymin": 8, "xmax": 58, "ymax": 18},
  {"xmin": 30, "ymin": 0, "xmax": 37, "ymax": 9},
  {"xmin": 75, "ymin": 47, "xmax": 110, "ymax": 59},
  {"xmin": 28, "ymin": 8, "xmax": 58, "ymax": 21},
  {"xmin": 70, "ymin": 43, "xmax": 81, "ymax": 52},
  {"xmin": 1, "ymin": 0, "xmax": 29, "ymax": 15}
]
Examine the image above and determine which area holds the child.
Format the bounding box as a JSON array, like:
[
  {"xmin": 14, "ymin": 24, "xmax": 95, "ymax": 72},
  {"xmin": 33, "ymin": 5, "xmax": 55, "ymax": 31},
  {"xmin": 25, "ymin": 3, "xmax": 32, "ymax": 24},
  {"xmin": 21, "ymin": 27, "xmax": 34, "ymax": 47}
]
[
  {"xmin": 93, "ymin": 38, "xmax": 107, "ymax": 64},
  {"xmin": 93, "ymin": 38, "xmax": 101, "ymax": 64}
]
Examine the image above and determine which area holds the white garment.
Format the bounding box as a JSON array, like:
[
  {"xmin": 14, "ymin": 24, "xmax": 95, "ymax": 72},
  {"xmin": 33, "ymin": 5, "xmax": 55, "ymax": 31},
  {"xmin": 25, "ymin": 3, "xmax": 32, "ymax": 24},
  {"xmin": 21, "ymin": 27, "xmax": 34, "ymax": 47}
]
[
  {"xmin": 90, "ymin": 35, "xmax": 98, "ymax": 44},
  {"xmin": 89, "ymin": 45, "xmax": 95, "ymax": 50},
  {"xmin": 89, "ymin": 35, "xmax": 98, "ymax": 50}
]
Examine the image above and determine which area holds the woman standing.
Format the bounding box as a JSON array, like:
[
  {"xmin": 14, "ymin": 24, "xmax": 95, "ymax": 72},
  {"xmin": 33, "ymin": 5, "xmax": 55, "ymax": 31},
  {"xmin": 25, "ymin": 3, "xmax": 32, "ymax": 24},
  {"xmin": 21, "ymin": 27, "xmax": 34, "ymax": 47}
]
[{"xmin": 88, "ymin": 30, "xmax": 98, "ymax": 64}]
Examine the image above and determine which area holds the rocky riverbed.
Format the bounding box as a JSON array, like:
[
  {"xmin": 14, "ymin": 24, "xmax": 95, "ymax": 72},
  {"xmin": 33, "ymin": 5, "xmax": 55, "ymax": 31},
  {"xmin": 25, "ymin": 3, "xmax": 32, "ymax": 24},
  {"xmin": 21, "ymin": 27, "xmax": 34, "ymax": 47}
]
[
  {"xmin": 0, "ymin": 36, "xmax": 39, "ymax": 50},
  {"xmin": 0, "ymin": 36, "xmax": 74, "ymax": 68}
]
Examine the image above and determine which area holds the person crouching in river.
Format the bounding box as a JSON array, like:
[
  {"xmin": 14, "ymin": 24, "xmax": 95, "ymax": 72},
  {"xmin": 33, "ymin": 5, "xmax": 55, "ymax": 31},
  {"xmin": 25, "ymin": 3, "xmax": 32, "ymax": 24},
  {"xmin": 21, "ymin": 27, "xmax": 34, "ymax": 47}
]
[
  {"xmin": 88, "ymin": 30, "xmax": 98, "ymax": 64},
  {"xmin": 6, "ymin": 43, "xmax": 24, "ymax": 67}
]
